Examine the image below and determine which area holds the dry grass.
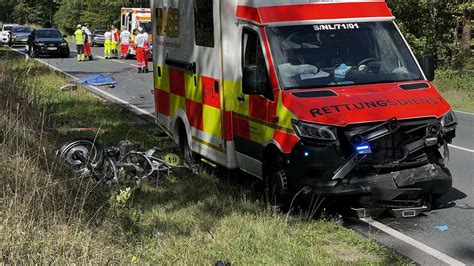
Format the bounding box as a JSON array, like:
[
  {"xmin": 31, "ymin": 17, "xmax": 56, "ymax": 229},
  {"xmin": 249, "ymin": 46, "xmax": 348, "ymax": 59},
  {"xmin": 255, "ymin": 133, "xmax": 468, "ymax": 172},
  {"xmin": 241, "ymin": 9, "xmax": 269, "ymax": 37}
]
[{"xmin": 0, "ymin": 48, "xmax": 407, "ymax": 264}]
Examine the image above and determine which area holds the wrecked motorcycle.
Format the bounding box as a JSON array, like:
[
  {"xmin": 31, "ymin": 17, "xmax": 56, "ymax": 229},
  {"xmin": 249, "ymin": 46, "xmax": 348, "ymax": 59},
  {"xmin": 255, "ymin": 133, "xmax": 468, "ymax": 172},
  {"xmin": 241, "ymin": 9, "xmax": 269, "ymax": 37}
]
[{"xmin": 58, "ymin": 139, "xmax": 183, "ymax": 184}]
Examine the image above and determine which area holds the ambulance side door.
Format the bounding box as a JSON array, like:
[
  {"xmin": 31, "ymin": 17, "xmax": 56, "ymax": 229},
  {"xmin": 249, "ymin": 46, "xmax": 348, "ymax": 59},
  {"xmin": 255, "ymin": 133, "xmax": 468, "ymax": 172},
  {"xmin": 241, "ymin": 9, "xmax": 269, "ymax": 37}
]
[{"xmin": 233, "ymin": 27, "xmax": 274, "ymax": 178}]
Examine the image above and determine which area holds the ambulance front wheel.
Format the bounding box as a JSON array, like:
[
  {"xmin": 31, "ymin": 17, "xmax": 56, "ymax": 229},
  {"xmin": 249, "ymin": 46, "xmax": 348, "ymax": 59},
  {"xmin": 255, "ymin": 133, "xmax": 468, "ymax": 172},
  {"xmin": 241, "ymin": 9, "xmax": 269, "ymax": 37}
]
[{"xmin": 265, "ymin": 156, "xmax": 290, "ymax": 206}]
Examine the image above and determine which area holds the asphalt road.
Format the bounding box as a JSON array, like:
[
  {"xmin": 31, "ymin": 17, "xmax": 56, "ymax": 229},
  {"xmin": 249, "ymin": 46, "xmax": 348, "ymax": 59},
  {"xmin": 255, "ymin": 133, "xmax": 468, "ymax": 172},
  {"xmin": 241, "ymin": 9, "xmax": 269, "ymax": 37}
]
[
  {"xmin": 12, "ymin": 43, "xmax": 474, "ymax": 265},
  {"xmin": 24, "ymin": 43, "xmax": 155, "ymax": 115}
]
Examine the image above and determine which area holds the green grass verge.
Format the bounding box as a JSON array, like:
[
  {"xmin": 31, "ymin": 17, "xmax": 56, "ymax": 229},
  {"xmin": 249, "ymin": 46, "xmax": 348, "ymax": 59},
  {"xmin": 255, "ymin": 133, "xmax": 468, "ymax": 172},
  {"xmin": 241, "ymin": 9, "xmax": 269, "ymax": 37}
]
[
  {"xmin": 0, "ymin": 47, "xmax": 407, "ymax": 264},
  {"xmin": 434, "ymin": 57, "xmax": 474, "ymax": 113}
]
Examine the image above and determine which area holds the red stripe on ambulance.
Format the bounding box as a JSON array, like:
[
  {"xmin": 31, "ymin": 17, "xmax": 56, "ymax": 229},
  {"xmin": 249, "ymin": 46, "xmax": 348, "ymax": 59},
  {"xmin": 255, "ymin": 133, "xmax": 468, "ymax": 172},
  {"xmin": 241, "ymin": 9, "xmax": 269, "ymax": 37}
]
[
  {"xmin": 273, "ymin": 130, "xmax": 300, "ymax": 154},
  {"xmin": 224, "ymin": 111, "xmax": 233, "ymax": 141},
  {"xmin": 169, "ymin": 69, "xmax": 185, "ymax": 97},
  {"xmin": 202, "ymin": 76, "xmax": 220, "ymax": 109},
  {"xmin": 186, "ymin": 99, "xmax": 204, "ymax": 131},
  {"xmin": 237, "ymin": 2, "xmax": 392, "ymax": 24},
  {"xmin": 236, "ymin": 6, "xmax": 262, "ymax": 24},
  {"xmin": 156, "ymin": 89, "xmax": 170, "ymax": 116},
  {"xmin": 232, "ymin": 114, "xmax": 251, "ymax": 139}
]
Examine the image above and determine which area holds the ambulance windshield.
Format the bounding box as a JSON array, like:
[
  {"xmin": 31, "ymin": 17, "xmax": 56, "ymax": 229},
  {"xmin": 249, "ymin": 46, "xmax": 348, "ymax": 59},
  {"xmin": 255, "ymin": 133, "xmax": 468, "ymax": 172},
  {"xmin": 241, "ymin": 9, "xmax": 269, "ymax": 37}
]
[{"xmin": 266, "ymin": 21, "xmax": 423, "ymax": 90}]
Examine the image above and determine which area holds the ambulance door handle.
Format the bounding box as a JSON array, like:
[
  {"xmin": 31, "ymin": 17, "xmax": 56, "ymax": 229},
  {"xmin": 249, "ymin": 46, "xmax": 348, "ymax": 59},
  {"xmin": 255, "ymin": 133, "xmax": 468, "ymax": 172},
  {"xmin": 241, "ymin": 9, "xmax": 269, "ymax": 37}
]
[{"xmin": 237, "ymin": 94, "xmax": 245, "ymax": 104}]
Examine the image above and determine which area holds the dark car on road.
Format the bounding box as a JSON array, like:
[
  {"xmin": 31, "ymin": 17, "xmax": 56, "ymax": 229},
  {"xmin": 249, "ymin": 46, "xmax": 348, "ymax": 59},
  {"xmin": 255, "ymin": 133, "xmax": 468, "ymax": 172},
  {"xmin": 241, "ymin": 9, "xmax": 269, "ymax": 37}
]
[
  {"xmin": 8, "ymin": 25, "xmax": 32, "ymax": 47},
  {"xmin": 91, "ymin": 30, "xmax": 106, "ymax": 46},
  {"xmin": 28, "ymin": 28, "xmax": 70, "ymax": 58}
]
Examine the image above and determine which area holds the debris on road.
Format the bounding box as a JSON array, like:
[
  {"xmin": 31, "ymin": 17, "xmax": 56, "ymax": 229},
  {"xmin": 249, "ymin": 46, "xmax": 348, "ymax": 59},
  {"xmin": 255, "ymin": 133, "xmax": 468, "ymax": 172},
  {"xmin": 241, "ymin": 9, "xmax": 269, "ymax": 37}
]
[
  {"xmin": 81, "ymin": 74, "xmax": 117, "ymax": 86},
  {"xmin": 434, "ymin": 225, "xmax": 449, "ymax": 232}
]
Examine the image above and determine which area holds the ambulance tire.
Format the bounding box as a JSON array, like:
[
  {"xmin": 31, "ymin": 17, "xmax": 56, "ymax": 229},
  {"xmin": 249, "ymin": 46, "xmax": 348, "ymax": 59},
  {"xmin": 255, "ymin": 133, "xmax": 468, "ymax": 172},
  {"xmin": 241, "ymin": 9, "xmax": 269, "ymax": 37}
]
[
  {"xmin": 178, "ymin": 122, "xmax": 195, "ymax": 167},
  {"xmin": 265, "ymin": 156, "xmax": 289, "ymax": 207}
]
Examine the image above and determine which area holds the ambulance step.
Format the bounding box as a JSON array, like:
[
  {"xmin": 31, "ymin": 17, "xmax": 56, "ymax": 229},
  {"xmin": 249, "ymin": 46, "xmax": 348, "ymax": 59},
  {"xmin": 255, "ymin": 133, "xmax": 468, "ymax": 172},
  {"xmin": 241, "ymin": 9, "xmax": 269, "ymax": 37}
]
[{"xmin": 201, "ymin": 158, "xmax": 217, "ymax": 168}]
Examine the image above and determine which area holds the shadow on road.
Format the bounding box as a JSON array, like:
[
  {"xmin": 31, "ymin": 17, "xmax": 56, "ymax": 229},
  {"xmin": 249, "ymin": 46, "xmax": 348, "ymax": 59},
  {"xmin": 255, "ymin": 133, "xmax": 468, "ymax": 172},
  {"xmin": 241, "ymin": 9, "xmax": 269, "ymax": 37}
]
[
  {"xmin": 432, "ymin": 187, "xmax": 467, "ymax": 210},
  {"xmin": 451, "ymin": 243, "xmax": 474, "ymax": 263}
]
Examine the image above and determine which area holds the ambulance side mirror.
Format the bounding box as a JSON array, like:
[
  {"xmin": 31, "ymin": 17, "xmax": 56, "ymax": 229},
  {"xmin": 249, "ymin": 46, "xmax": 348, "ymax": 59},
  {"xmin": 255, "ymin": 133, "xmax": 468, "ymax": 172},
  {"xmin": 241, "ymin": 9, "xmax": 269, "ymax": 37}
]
[
  {"xmin": 242, "ymin": 65, "xmax": 269, "ymax": 95},
  {"xmin": 420, "ymin": 54, "xmax": 435, "ymax": 82}
]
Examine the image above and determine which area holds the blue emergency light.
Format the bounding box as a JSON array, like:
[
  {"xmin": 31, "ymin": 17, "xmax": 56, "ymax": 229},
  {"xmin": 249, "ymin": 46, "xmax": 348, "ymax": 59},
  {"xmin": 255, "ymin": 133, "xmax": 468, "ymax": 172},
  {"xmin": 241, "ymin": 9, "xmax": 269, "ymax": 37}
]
[{"xmin": 355, "ymin": 143, "xmax": 372, "ymax": 154}]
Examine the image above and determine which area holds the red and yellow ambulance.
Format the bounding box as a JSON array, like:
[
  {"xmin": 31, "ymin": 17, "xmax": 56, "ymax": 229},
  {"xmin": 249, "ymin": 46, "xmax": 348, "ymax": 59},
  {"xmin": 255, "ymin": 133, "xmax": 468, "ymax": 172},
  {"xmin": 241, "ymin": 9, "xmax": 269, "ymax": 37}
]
[
  {"xmin": 121, "ymin": 7, "xmax": 153, "ymax": 56},
  {"xmin": 152, "ymin": 0, "xmax": 457, "ymax": 214}
]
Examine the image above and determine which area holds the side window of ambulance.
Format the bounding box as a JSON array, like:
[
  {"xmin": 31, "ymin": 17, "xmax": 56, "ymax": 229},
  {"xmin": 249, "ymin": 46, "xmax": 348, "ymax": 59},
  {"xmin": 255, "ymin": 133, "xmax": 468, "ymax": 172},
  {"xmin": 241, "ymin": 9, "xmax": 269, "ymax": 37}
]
[
  {"xmin": 194, "ymin": 0, "xmax": 215, "ymax": 47},
  {"xmin": 243, "ymin": 29, "xmax": 273, "ymax": 100}
]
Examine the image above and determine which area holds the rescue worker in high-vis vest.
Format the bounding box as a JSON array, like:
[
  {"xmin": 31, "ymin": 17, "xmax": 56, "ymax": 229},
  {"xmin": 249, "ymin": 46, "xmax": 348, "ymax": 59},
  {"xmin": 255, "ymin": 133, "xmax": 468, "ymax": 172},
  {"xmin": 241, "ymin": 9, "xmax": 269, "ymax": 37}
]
[
  {"xmin": 74, "ymin": 24, "xmax": 86, "ymax": 61},
  {"xmin": 103, "ymin": 28, "xmax": 112, "ymax": 59},
  {"xmin": 111, "ymin": 26, "xmax": 119, "ymax": 59}
]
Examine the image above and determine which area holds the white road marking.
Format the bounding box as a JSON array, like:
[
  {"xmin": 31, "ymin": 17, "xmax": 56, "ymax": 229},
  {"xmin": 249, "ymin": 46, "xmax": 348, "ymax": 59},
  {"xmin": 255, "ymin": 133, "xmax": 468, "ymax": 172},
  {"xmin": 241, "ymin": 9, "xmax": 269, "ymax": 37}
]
[
  {"xmin": 362, "ymin": 218, "xmax": 466, "ymax": 266},
  {"xmin": 449, "ymin": 144, "xmax": 474, "ymax": 153},
  {"xmin": 112, "ymin": 59, "xmax": 125, "ymax": 64},
  {"xmin": 454, "ymin": 110, "xmax": 474, "ymax": 116}
]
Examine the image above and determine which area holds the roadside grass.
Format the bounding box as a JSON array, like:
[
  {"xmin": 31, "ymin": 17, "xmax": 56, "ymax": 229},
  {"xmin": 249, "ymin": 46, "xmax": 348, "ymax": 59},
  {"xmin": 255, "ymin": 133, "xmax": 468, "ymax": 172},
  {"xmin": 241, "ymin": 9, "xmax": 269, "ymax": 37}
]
[
  {"xmin": 434, "ymin": 57, "xmax": 474, "ymax": 113},
  {"xmin": 0, "ymin": 48, "xmax": 407, "ymax": 264}
]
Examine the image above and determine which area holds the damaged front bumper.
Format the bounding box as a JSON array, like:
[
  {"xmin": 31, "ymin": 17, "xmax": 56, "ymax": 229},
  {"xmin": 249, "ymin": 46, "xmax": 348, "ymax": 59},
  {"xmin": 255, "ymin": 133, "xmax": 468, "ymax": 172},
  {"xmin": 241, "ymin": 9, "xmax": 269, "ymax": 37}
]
[
  {"xmin": 301, "ymin": 163, "xmax": 451, "ymax": 204},
  {"xmin": 286, "ymin": 115, "xmax": 456, "ymax": 210}
]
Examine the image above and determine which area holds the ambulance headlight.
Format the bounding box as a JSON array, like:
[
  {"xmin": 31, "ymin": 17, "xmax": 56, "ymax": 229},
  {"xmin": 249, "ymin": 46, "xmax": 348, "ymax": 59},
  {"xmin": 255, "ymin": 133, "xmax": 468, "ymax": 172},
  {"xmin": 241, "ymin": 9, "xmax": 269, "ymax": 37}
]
[
  {"xmin": 441, "ymin": 110, "xmax": 457, "ymax": 128},
  {"xmin": 292, "ymin": 120, "xmax": 337, "ymax": 141}
]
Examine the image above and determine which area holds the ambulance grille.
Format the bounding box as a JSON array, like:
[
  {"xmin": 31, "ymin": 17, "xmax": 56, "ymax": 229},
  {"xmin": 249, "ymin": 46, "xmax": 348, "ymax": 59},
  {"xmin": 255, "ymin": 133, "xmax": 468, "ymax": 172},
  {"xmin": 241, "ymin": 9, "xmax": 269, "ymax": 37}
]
[{"xmin": 343, "ymin": 118, "xmax": 439, "ymax": 174}]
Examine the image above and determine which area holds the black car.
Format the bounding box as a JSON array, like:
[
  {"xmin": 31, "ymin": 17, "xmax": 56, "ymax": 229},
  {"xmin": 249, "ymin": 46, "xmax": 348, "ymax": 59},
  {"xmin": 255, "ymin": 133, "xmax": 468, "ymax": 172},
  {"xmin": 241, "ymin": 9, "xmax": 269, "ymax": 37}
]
[
  {"xmin": 28, "ymin": 28, "xmax": 70, "ymax": 58},
  {"xmin": 8, "ymin": 25, "xmax": 32, "ymax": 47},
  {"xmin": 91, "ymin": 29, "xmax": 106, "ymax": 46}
]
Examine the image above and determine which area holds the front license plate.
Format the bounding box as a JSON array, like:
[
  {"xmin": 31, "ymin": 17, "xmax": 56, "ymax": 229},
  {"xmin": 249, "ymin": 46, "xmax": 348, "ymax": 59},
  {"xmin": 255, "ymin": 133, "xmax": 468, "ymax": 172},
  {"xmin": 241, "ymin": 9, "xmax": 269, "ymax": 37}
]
[{"xmin": 47, "ymin": 47, "xmax": 57, "ymax": 51}]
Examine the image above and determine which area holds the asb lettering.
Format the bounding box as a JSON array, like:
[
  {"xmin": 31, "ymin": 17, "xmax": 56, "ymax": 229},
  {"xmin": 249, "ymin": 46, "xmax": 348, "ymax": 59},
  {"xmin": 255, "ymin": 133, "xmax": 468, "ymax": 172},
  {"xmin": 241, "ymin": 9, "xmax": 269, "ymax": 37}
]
[{"xmin": 156, "ymin": 7, "xmax": 180, "ymax": 38}]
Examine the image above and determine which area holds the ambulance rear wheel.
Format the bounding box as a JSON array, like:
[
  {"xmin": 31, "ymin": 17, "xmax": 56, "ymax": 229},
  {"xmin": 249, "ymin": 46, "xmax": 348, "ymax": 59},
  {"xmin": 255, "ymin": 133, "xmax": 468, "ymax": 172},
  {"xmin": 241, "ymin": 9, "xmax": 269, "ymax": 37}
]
[{"xmin": 178, "ymin": 123, "xmax": 195, "ymax": 167}]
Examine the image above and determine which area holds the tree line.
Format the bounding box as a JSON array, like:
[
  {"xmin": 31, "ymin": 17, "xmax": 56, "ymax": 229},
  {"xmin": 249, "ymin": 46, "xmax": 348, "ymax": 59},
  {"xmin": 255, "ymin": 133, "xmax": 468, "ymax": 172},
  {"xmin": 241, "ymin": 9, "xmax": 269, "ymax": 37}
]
[
  {"xmin": 386, "ymin": 0, "xmax": 472, "ymax": 69},
  {"xmin": 0, "ymin": 0, "xmax": 471, "ymax": 68}
]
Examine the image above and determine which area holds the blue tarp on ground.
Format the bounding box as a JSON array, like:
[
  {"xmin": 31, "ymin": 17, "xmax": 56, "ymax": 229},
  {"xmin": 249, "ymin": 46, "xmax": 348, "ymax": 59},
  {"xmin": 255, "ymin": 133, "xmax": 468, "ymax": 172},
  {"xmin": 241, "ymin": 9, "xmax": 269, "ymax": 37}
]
[{"xmin": 80, "ymin": 74, "xmax": 117, "ymax": 86}]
